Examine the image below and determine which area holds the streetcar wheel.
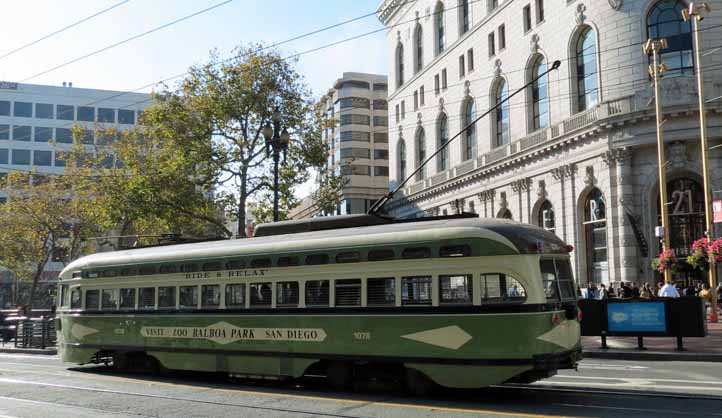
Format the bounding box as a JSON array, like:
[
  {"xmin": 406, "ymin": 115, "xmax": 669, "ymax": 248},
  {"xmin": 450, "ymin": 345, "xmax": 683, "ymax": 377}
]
[
  {"xmin": 404, "ymin": 368, "xmax": 434, "ymax": 396},
  {"xmin": 326, "ymin": 362, "xmax": 353, "ymax": 392},
  {"xmin": 113, "ymin": 353, "xmax": 129, "ymax": 372}
]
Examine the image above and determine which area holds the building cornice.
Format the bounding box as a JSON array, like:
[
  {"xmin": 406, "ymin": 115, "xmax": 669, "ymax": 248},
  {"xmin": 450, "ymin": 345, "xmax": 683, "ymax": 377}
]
[{"xmin": 377, "ymin": 0, "xmax": 412, "ymax": 26}]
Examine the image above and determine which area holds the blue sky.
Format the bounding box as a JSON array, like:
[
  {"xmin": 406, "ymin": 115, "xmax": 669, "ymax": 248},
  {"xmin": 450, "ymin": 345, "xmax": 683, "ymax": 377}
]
[{"xmin": 0, "ymin": 0, "xmax": 388, "ymax": 98}]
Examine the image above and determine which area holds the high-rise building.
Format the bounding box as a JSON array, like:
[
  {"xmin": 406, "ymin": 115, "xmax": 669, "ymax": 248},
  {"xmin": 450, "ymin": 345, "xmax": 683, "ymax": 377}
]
[
  {"xmin": 290, "ymin": 73, "xmax": 390, "ymax": 219},
  {"xmin": 0, "ymin": 81, "xmax": 150, "ymax": 307},
  {"xmin": 377, "ymin": 0, "xmax": 722, "ymax": 286}
]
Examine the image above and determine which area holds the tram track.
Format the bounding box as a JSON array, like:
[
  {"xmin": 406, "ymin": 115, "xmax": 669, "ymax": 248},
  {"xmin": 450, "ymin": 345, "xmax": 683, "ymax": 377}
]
[{"xmin": 497, "ymin": 383, "xmax": 722, "ymax": 402}]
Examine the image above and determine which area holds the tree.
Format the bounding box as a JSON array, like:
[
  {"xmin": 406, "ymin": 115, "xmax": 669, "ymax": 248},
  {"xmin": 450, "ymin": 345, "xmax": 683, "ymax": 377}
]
[{"xmin": 146, "ymin": 44, "xmax": 340, "ymax": 235}]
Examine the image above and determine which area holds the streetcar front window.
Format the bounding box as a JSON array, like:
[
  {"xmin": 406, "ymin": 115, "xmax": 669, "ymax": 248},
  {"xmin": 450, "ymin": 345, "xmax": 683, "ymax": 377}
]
[
  {"xmin": 540, "ymin": 258, "xmax": 576, "ymax": 302},
  {"xmin": 480, "ymin": 273, "xmax": 526, "ymax": 304},
  {"xmin": 540, "ymin": 259, "xmax": 561, "ymax": 302},
  {"xmin": 60, "ymin": 285, "xmax": 68, "ymax": 307},
  {"xmin": 70, "ymin": 289, "xmax": 81, "ymax": 309},
  {"xmin": 439, "ymin": 275, "xmax": 473, "ymax": 304}
]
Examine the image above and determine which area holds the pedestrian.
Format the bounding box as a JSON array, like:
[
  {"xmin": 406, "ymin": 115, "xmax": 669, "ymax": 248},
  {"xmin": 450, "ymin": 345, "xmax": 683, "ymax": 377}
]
[
  {"xmin": 632, "ymin": 282, "xmax": 641, "ymax": 298},
  {"xmin": 684, "ymin": 282, "xmax": 697, "ymax": 297},
  {"xmin": 657, "ymin": 281, "xmax": 664, "ymax": 296},
  {"xmin": 585, "ymin": 282, "xmax": 597, "ymax": 299},
  {"xmin": 658, "ymin": 278, "xmax": 681, "ymax": 298},
  {"xmin": 597, "ymin": 283, "xmax": 609, "ymax": 300},
  {"xmin": 620, "ymin": 282, "xmax": 633, "ymax": 299},
  {"xmin": 640, "ymin": 283, "xmax": 652, "ymax": 299}
]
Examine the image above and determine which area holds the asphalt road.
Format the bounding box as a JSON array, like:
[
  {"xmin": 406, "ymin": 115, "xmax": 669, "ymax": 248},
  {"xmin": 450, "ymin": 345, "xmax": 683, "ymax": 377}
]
[{"xmin": 0, "ymin": 353, "xmax": 720, "ymax": 418}]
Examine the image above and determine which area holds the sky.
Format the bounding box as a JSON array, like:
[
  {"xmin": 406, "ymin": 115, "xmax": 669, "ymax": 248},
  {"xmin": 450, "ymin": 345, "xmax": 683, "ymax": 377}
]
[
  {"xmin": 0, "ymin": 0, "xmax": 388, "ymax": 99},
  {"xmin": 0, "ymin": 0, "xmax": 390, "ymax": 198}
]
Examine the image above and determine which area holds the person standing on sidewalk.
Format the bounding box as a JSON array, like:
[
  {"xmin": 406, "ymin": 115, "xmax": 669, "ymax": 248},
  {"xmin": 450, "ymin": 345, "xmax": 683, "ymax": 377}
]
[
  {"xmin": 659, "ymin": 279, "xmax": 681, "ymax": 298},
  {"xmin": 640, "ymin": 283, "xmax": 652, "ymax": 299},
  {"xmin": 598, "ymin": 284, "xmax": 609, "ymax": 300}
]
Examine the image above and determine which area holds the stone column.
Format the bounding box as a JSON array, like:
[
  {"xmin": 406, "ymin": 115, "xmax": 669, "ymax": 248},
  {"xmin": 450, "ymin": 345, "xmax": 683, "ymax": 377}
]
[{"xmin": 614, "ymin": 148, "xmax": 638, "ymax": 285}]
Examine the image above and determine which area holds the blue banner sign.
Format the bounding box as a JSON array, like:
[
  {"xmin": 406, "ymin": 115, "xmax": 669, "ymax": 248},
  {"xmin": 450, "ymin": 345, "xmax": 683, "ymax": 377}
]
[{"xmin": 607, "ymin": 302, "xmax": 666, "ymax": 333}]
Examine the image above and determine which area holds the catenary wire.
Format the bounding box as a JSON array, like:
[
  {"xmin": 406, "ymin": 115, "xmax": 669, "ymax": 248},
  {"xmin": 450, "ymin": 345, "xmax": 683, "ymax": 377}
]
[{"xmin": 0, "ymin": 0, "xmax": 131, "ymax": 62}]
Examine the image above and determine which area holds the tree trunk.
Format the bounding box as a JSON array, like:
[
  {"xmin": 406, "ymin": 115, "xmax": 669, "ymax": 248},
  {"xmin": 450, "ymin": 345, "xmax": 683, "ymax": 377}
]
[
  {"xmin": 237, "ymin": 170, "xmax": 248, "ymax": 238},
  {"xmin": 26, "ymin": 261, "xmax": 45, "ymax": 315}
]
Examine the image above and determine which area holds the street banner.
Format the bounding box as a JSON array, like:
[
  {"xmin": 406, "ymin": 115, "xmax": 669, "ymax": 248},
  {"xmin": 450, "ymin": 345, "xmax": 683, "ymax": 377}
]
[{"xmin": 714, "ymin": 200, "xmax": 722, "ymax": 224}]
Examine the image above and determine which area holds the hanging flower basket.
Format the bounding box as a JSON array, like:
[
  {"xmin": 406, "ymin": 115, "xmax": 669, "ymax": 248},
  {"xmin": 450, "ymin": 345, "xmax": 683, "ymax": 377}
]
[
  {"xmin": 652, "ymin": 248, "xmax": 678, "ymax": 274},
  {"xmin": 710, "ymin": 238, "xmax": 722, "ymax": 264},
  {"xmin": 687, "ymin": 237, "xmax": 710, "ymax": 271}
]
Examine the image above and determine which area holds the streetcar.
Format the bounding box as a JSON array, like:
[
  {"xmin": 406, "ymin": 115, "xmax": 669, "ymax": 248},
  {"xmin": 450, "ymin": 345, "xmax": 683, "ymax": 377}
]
[{"xmin": 56, "ymin": 214, "xmax": 582, "ymax": 394}]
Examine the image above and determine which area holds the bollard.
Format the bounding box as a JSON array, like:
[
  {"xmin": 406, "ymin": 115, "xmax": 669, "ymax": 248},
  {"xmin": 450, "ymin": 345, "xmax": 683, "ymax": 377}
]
[{"xmin": 637, "ymin": 336, "xmax": 646, "ymax": 351}]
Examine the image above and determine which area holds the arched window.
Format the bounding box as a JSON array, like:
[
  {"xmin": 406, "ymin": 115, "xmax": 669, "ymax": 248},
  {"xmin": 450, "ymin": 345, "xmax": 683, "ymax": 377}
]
[
  {"xmin": 531, "ymin": 56, "xmax": 549, "ymax": 130},
  {"xmin": 398, "ymin": 139, "xmax": 407, "ymax": 180},
  {"xmin": 583, "ymin": 188, "xmax": 607, "ymax": 284},
  {"xmin": 437, "ymin": 113, "xmax": 449, "ymax": 171},
  {"xmin": 537, "ymin": 200, "xmax": 555, "ymax": 232},
  {"xmin": 646, "ymin": 0, "xmax": 693, "ymax": 75},
  {"xmin": 460, "ymin": 0, "xmax": 470, "ymax": 35},
  {"xmin": 494, "ymin": 79, "xmax": 510, "ymax": 147},
  {"xmin": 415, "ymin": 128, "xmax": 426, "ymax": 181},
  {"xmin": 575, "ymin": 26, "xmax": 599, "ymax": 112},
  {"xmin": 435, "ymin": 2, "xmax": 445, "ymax": 55},
  {"xmin": 414, "ymin": 23, "xmax": 423, "ymax": 73},
  {"xmin": 463, "ymin": 99, "xmax": 476, "ymax": 160},
  {"xmin": 396, "ymin": 42, "xmax": 405, "ymax": 88}
]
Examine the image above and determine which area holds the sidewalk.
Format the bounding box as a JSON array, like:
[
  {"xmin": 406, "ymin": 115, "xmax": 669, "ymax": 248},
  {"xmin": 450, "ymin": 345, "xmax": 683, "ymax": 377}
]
[
  {"xmin": 582, "ymin": 321, "xmax": 722, "ymax": 362},
  {"xmin": 0, "ymin": 341, "xmax": 57, "ymax": 355}
]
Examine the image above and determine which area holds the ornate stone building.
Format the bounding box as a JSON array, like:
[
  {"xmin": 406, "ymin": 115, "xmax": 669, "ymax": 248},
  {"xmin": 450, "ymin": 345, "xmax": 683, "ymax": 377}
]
[{"xmin": 377, "ymin": 0, "xmax": 722, "ymax": 286}]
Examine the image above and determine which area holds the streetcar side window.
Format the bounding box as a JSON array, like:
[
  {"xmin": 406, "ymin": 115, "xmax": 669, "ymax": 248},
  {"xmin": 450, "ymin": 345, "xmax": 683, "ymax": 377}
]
[
  {"xmin": 306, "ymin": 254, "xmax": 330, "ymax": 265},
  {"xmin": 335, "ymin": 279, "xmax": 361, "ymax": 306},
  {"xmin": 251, "ymin": 258, "xmax": 272, "ymax": 268},
  {"xmin": 70, "ymin": 289, "xmax": 81, "ymax": 309},
  {"xmin": 120, "ymin": 288, "xmax": 136, "ymax": 309},
  {"xmin": 250, "ymin": 282, "xmax": 272, "ymax": 307},
  {"xmin": 85, "ymin": 289, "xmax": 100, "ymax": 310},
  {"xmin": 554, "ymin": 259, "xmax": 577, "ymax": 300},
  {"xmin": 277, "ymin": 282, "xmax": 299, "ymax": 307},
  {"xmin": 226, "ymin": 260, "xmax": 245, "ymax": 270},
  {"xmin": 179, "ymin": 286, "xmax": 198, "ymax": 309},
  {"xmin": 335, "ymin": 252, "xmax": 361, "ymax": 263},
  {"xmin": 159, "ymin": 264, "xmax": 177, "ymax": 274},
  {"xmin": 139, "ymin": 287, "xmax": 155, "ymax": 309},
  {"xmin": 202, "ymin": 261, "xmax": 223, "ymax": 272},
  {"xmin": 401, "ymin": 276, "xmax": 432, "ymax": 306},
  {"xmin": 101, "ymin": 289, "xmax": 117, "ymax": 310},
  {"xmin": 439, "ymin": 274, "xmax": 473, "ymax": 304},
  {"xmin": 181, "ymin": 263, "xmax": 199, "ymax": 273},
  {"xmin": 439, "ymin": 245, "xmax": 471, "ymax": 257},
  {"xmin": 367, "ymin": 277, "xmax": 395, "ymax": 306},
  {"xmin": 225, "ymin": 284, "xmax": 245, "ymax": 308},
  {"xmin": 158, "ymin": 287, "xmax": 176, "ymax": 309},
  {"xmin": 480, "ymin": 273, "xmax": 527, "ymax": 304},
  {"xmin": 368, "ymin": 249, "xmax": 395, "ymax": 261},
  {"xmin": 402, "ymin": 247, "xmax": 431, "ymax": 259},
  {"xmin": 202, "ymin": 285, "xmax": 221, "ymax": 308},
  {"xmin": 539, "ymin": 260, "xmax": 561, "ymax": 302},
  {"xmin": 120, "ymin": 267, "xmax": 138, "ymax": 277},
  {"xmin": 305, "ymin": 280, "xmax": 329, "ymax": 307},
  {"xmin": 277, "ymin": 256, "xmax": 300, "ymax": 267},
  {"xmin": 139, "ymin": 265, "xmax": 156, "ymax": 276}
]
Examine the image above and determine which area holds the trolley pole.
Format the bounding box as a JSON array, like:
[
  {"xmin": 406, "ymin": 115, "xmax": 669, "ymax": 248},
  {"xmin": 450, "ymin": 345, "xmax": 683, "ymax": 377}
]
[
  {"xmin": 684, "ymin": 2, "xmax": 718, "ymax": 322},
  {"xmin": 643, "ymin": 38, "xmax": 672, "ymax": 285}
]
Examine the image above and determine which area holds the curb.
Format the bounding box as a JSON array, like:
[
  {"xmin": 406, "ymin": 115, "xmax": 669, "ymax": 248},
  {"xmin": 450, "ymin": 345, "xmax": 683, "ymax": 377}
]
[
  {"xmin": 583, "ymin": 350, "xmax": 722, "ymax": 362},
  {"xmin": 0, "ymin": 347, "xmax": 57, "ymax": 355}
]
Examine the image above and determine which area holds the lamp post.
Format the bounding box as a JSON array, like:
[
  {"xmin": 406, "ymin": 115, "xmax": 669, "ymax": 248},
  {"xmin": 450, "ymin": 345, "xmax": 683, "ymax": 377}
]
[
  {"xmin": 262, "ymin": 106, "xmax": 290, "ymax": 222},
  {"xmin": 643, "ymin": 38, "xmax": 672, "ymax": 285},
  {"xmin": 683, "ymin": 2, "xmax": 718, "ymax": 322}
]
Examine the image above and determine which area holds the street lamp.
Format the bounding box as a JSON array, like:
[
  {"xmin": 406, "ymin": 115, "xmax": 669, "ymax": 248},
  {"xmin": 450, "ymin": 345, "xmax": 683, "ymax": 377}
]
[{"xmin": 262, "ymin": 106, "xmax": 290, "ymax": 222}]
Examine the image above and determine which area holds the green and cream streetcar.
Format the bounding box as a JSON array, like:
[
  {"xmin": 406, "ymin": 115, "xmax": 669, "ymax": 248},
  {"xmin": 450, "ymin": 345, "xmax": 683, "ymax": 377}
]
[{"xmin": 56, "ymin": 214, "xmax": 582, "ymax": 393}]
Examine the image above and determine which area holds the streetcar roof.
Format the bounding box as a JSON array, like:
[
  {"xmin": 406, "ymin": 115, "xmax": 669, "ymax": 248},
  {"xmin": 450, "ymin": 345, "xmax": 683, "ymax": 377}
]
[{"xmin": 60, "ymin": 217, "xmax": 568, "ymax": 278}]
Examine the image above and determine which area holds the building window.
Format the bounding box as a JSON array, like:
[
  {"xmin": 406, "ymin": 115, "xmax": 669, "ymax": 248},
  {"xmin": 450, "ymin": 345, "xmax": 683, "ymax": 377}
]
[
  {"xmin": 395, "ymin": 104, "xmax": 400, "ymax": 123},
  {"xmin": 374, "ymin": 166, "xmax": 389, "ymax": 176},
  {"xmin": 441, "ymin": 68, "xmax": 447, "ymax": 89},
  {"xmin": 488, "ymin": 32, "xmax": 496, "ymax": 57},
  {"xmin": 0, "ymin": 101, "xmax": 9, "ymax": 116},
  {"xmin": 498, "ymin": 24, "xmax": 506, "ymax": 50},
  {"xmin": 415, "ymin": 128, "xmax": 426, "ymax": 181},
  {"xmin": 55, "ymin": 128, "xmax": 73, "ymax": 144},
  {"xmin": 584, "ymin": 188, "xmax": 607, "ymax": 284},
  {"xmin": 420, "ymin": 85, "xmax": 425, "ymax": 105},
  {"xmin": 467, "ymin": 49, "xmax": 474, "ymax": 72},
  {"xmin": 463, "ymin": 99, "xmax": 476, "ymax": 160},
  {"xmin": 33, "ymin": 150, "xmax": 52, "ymax": 166},
  {"xmin": 77, "ymin": 106, "xmax": 95, "ymax": 122},
  {"xmin": 373, "ymin": 99, "xmax": 388, "ymax": 110},
  {"xmin": 414, "ymin": 91, "xmax": 419, "ymax": 110},
  {"xmin": 401, "ymin": 100, "xmax": 406, "ymax": 119},
  {"xmin": 537, "ymin": 199, "xmax": 555, "ymax": 232},
  {"xmin": 460, "ymin": 0, "xmax": 471, "ymax": 34},
  {"xmin": 373, "ymin": 116, "xmax": 388, "ymax": 126},
  {"xmin": 435, "ymin": 74, "xmax": 440, "ymax": 94},
  {"xmin": 536, "ymin": 0, "xmax": 544, "ymax": 23},
  {"xmin": 437, "ymin": 113, "xmax": 449, "ymax": 171},
  {"xmin": 34, "ymin": 127, "xmax": 53, "ymax": 142},
  {"xmin": 13, "ymin": 126, "xmax": 31, "ymax": 141},
  {"xmin": 373, "ymin": 83, "xmax": 388, "ymax": 91},
  {"xmin": 459, "ymin": 55, "xmax": 466, "ymax": 78},
  {"xmin": 57, "ymin": 105, "xmax": 74, "ymax": 121},
  {"xmin": 435, "ymin": 1, "xmax": 445, "ymax": 55},
  {"xmin": 0, "ymin": 148, "xmax": 8, "ymax": 164},
  {"xmin": 97, "ymin": 108, "xmax": 115, "ymax": 123},
  {"xmin": 398, "ymin": 139, "xmax": 407, "ymax": 179},
  {"xmin": 0, "ymin": 124, "xmax": 8, "ymax": 140},
  {"xmin": 374, "ymin": 132, "xmax": 388, "ymax": 143},
  {"xmin": 488, "ymin": 0, "xmax": 499, "ymax": 12},
  {"xmin": 531, "ymin": 55, "xmax": 550, "ymax": 130},
  {"xmin": 575, "ymin": 26, "xmax": 599, "ymax": 112},
  {"xmin": 11, "ymin": 149, "xmax": 30, "ymax": 165},
  {"xmin": 35, "ymin": 103, "xmax": 54, "ymax": 119},
  {"xmin": 414, "ymin": 23, "xmax": 423, "ymax": 73},
  {"xmin": 118, "ymin": 109, "xmax": 135, "ymax": 124},
  {"xmin": 523, "ymin": 5, "xmax": 532, "ymax": 32},
  {"xmin": 646, "ymin": 0, "xmax": 693, "ymax": 76},
  {"xmin": 494, "ymin": 79, "xmax": 510, "ymax": 147},
  {"xmin": 396, "ymin": 42, "xmax": 405, "ymax": 88},
  {"xmin": 13, "ymin": 102, "xmax": 32, "ymax": 118}
]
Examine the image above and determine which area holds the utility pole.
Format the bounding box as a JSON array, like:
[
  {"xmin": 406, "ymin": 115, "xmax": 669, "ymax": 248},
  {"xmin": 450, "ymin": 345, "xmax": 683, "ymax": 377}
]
[
  {"xmin": 683, "ymin": 2, "xmax": 718, "ymax": 322},
  {"xmin": 643, "ymin": 38, "xmax": 672, "ymax": 285}
]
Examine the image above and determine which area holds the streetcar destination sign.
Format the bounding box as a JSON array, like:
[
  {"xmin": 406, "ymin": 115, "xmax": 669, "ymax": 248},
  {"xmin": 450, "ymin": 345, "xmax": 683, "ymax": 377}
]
[{"xmin": 140, "ymin": 321, "xmax": 326, "ymax": 345}]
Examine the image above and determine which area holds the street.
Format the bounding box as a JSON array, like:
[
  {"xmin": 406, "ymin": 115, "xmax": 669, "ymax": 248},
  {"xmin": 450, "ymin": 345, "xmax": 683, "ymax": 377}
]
[{"xmin": 0, "ymin": 353, "xmax": 720, "ymax": 418}]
